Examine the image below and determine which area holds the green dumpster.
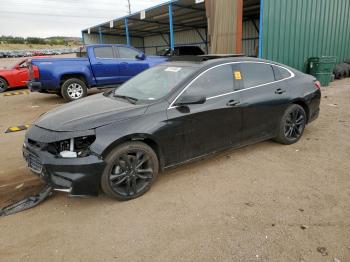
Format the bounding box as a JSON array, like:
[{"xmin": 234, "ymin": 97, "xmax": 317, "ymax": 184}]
[{"xmin": 307, "ymin": 56, "xmax": 336, "ymax": 87}]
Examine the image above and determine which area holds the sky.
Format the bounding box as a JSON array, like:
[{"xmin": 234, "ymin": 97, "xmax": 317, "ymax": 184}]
[{"xmin": 0, "ymin": 0, "xmax": 169, "ymax": 38}]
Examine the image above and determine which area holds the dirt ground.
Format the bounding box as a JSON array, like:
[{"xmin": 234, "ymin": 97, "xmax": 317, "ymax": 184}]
[{"xmin": 0, "ymin": 63, "xmax": 349, "ymax": 261}]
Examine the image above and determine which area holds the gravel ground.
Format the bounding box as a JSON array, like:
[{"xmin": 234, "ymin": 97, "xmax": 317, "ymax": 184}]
[{"xmin": 0, "ymin": 70, "xmax": 349, "ymax": 261}]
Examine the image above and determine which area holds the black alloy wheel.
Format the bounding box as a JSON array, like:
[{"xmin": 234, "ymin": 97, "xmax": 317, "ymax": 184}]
[
  {"xmin": 284, "ymin": 108, "xmax": 305, "ymax": 140},
  {"xmin": 274, "ymin": 104, "xmax": 306, "ymax": 145},
  {"xmin": 101, "ymin": 142, "xmax": 159, "ymax": 200}
]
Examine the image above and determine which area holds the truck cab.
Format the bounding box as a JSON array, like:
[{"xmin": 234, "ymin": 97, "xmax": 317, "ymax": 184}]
[{"xmin": 28, "ymin": 44, "xmax": 168, "ymax": 102}]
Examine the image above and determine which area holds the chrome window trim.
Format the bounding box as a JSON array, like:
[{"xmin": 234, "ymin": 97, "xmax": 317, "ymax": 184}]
[{"xmin": 168, "ymin": 61, "xmax": 295, "ymax": 110}]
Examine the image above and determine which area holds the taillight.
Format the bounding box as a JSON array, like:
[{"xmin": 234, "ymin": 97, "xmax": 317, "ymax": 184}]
[
  {"xmin": 314, "ymin": 80, "xmax": 321, "ymax": 90},
  {"xmin": 32, "ymin": 65, "xmax": 40, "ymax": 79}
]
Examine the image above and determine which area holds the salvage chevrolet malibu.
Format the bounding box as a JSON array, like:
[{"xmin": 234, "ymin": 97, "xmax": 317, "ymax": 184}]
[{"xmin": 23, "ymin": 56, "xmax": 321, "ymax": 200}]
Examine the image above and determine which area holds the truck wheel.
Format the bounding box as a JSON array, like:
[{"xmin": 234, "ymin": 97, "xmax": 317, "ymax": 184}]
[
  {"xmin": 61, "ymin": 78, "xmax": 87, "ymax": 102},
  {"xmin": 0, "ymin": 77, "xmax": 8, "ymax": 93}
]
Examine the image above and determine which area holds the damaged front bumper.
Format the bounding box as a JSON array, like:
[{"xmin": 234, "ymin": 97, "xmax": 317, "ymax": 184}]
[{"xmin": 23, "ymin": 126, "xmax": 106, "ymax": 197}]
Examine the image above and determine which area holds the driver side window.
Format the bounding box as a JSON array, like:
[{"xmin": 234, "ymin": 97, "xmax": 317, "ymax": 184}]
[{"xmin": 182, "ymin": 65, "xmax": 234, "ymax": 98}]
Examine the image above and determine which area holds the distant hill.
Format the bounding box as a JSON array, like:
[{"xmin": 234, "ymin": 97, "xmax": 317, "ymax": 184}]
[{"xmin": 0, "ymin": 35, "xmax": 82, "ymax": 46}]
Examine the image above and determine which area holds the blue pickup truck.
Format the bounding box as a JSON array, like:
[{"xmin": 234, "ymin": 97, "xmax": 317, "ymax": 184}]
[{"xmin": 27, "ymin": 44, "xmax": 168, "ymax": 101}]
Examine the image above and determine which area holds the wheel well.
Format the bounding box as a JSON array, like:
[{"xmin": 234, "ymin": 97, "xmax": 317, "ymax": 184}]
[
  {"xmin": 102, "ymin": 135, "xmax": 165, "ymax": 170},
  {"xmin": 293, "ymin": 101, "xmax": 309, "ymax": 123},
  {"xmin": 60, "ymin": 74, "xmax": 88, "ymax": 88}
]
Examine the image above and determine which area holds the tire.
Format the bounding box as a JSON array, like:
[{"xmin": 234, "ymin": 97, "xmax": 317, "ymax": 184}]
[
  {"xmin": 101, "ymin": 141, "xmax": 159, "ymax": 201},
  {"xmin": 61, "ymin": 78, "xmax": 87, "ymax": 102},
  {"xmin": 339, "ymin": 63, "xmax": 350, "ymax": 77},
  {"xmin": 274, "ymin": 104, "xmax": 306, "ymax": 145},
  {"xmin": 333, "ymin": 64, "xmax": 345, "ymax": 79},
  {"xmin": 0, "ymin": 77, "xmax": 8, "ymax": 93}
]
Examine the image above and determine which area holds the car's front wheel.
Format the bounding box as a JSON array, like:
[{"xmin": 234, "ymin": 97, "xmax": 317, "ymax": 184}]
[
  {"xmin": 61, "ymin": 78, "xmax": 87, "ymax": 102},
  {"xmin": 0, "ymin": 77, "xmax": 8, "ymax": 93},
  {"xmin": 101, "ymin": 142, "xmax": 159, "ymax": 201},
  {"xmin": 274, "ymin": 104, "xmax": 306, "ymax": 145}
]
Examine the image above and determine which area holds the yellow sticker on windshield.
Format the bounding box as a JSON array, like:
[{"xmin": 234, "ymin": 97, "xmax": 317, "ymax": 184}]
[{"xmin": 234, "ymin": 71, "xmax": 242, "ymax": 80}]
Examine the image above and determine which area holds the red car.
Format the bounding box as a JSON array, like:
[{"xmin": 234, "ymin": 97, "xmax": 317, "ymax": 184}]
[{"xmin": 0, "ymin": 57, "xmax": 46, "ymax": 93}]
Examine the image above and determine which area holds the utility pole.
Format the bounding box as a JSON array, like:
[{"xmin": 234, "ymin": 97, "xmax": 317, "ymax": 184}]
[{"xmin": 127, "ymin": 0, "xmax": 131, "ymax": 15}]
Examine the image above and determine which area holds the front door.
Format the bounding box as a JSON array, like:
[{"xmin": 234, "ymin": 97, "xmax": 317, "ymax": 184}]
[
  {"xmin": 165, "ymin": 64, "xmax": 242, "ymax": 166},
  {"xmin": 116, "ymin": 46, "xmax": 149, "ymax": 82}
]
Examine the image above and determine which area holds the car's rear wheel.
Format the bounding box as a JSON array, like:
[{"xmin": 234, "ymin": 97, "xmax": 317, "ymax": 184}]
[
  {"xmin": 101, "ymin": 142, "xmax": 159, "ymax": 201},
  {"xmin": 274, "ymin": 104, "xmax": 306, "ymax": 145},
  {"xmin": 61, "ymin": 78, "xmax": 87, "ymax": 102},
  {"xmin": 0, "ymin": 77, "xmax": 8, "ymax": 93}
]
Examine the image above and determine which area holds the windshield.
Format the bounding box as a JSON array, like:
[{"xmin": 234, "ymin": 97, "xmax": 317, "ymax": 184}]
[{"xmin": 114, "ymin": 65, "xmax": 197, "ymax": 102}]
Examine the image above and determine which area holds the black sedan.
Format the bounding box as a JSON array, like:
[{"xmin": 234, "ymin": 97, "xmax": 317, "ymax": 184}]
[{"xmin": 23, "ymin": 56, "xmax": 321, "ymax": 200}]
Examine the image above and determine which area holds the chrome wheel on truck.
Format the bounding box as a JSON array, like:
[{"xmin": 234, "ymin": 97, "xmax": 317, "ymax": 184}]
[
  {"xmin": 61, "ymin": 78, "xmax": 87, "ymax": 102},
  {"xmin": 67, "ymin": 83, "xmax": 83, "ymax": 99}
]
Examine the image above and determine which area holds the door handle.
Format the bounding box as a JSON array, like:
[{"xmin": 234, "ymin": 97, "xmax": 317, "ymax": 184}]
[
  {"xmin": 227, "ymin": 100, "xmax": 240, "ymax": 107},
  {"xmin": 275, "ymin": 88, "xmax": 286, "ymax": 94},
  {"xmin": 96, "ymin": 62, "xmax": 103, "ymax": 65}
]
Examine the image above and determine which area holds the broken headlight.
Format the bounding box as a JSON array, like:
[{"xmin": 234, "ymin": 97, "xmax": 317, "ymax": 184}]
[{"xmin": 48, "ymin": 136, "xmax": 96, "ymax": 158}]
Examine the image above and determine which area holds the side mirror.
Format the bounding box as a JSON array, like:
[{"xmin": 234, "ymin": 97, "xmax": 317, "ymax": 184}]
[
  {"xmin": 14, "ymin": 65, "xmax": 20, "ymax": 70},
  {"xmin": 174, "ymin": 94, "xmax": 206, "ymax": 106},
  {"xmin": 136, "ymin": 53, "xmax": 146, "ymax": 60}
]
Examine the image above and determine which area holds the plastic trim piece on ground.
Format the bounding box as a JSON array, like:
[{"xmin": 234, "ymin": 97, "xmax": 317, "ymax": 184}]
[{"xmin": 0, "ymin": 185, "xmax": 53, "ymax": 217}]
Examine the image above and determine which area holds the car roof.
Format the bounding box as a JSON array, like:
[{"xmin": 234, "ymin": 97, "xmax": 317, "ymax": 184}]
[{"xmin": 163, "ymin": 56, "xmax": 297, "ymax": 72}]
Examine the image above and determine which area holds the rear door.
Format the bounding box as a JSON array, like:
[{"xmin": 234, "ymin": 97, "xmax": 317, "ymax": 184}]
[
  {"xmin": 238, "ymin": 62, "xmax": 291, "ymax": 143},
  {"xmin": 116, "ymin": 46, "xmax": 149, "ymax": 81},
  {"xmin": 90, "ymin": 46, "xmax": 121, "ymax": 85},
  {"xmin": 165, "ymin": 64, "xmax": 242, "ymax": 165}
]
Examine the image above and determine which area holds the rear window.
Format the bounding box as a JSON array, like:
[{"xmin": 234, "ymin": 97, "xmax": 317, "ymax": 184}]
[
  {"xmin": 76, "ymin": 46, "xmax": 87, "ymax": 57},
  {"xmin": 272, "ymin": 65, "xmax": 292, "ymax": 80},
  {"xmin": 239, "ymin": 63, "xmax": 275, "ymax": 89},
  {"xmin": 94, "ymin": 47, "xmax": 114, "ymax": 59}
]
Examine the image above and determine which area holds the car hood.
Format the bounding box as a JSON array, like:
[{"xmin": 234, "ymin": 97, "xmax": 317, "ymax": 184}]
[{"xmin": 35, "ymin": 93, "xmax": 148, "ymax": 132}]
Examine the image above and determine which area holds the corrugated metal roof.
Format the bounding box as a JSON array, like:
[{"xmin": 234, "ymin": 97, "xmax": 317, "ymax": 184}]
[{"xmin": 82, "ymin": 0, "xmax": 206, "ymax": 37}]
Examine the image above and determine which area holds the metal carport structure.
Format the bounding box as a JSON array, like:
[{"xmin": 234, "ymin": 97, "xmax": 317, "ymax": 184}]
[{"xmin": 81, "ymin": 0, "xmax": 261, "ymax": 56}]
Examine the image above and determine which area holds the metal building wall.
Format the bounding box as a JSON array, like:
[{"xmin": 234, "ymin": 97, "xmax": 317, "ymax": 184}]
[
  {"xmin": 242, "ymin": 19, "xmax": 259, "ymax": 56},
  {"xmin": 262, "ymin": 0, "xmax": 350, "ymax": 71},
  {"xmin": 82, "ymin": 33, "xmax": 143, "ymax": 48},
  {"xmin": 143, "ymin": 29, "xmax": 207, "ymax": 55}
]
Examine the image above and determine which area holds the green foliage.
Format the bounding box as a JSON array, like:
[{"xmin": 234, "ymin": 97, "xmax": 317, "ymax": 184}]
[{"xmin": 0, "ymin": 35, "xmax": 81, "ymax": 45}]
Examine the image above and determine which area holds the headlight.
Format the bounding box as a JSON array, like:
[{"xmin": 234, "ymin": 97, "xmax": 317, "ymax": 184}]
[{"xmin": 48, "ymin": 135, "xmax": 96, "ymax": 158}]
